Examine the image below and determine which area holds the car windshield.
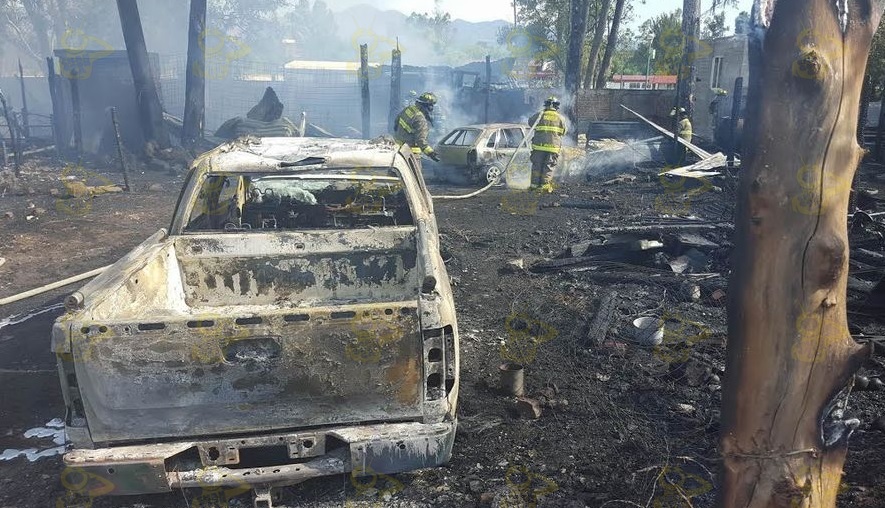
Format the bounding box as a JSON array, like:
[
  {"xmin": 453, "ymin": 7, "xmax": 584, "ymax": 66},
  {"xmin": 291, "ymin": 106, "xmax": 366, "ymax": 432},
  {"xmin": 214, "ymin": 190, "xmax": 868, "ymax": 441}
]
[
  {"xmin": 184, "ymin": 169, "xmax": 414, "ymax": 232},
  {"xmin": 440, "ymin": 129, "xmax": 480, "ymax": 146}
]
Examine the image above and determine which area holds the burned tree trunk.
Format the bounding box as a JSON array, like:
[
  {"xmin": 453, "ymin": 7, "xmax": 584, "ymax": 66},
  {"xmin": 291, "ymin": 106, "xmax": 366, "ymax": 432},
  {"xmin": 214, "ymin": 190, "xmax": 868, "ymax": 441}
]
[
  {"xmin": 677, "ymin": 0, "xmax": 701, "ymax": 119},
  {"xmin": 594, "ymin": 0, "xmax": 626, "ymax": 90},
  {"xmin": 564, "ymin": 0, "xmax": 590, "ymax": 137},
  {"xmin": 583, "ymin": 0, "xmax": 611, "ymax": 89},
  {"xmin": 116, "ymin": 0, "xmax": 170, "ymax": 149},
  {"xmin": 721, "ymin": 1, "xmax": 885, "ymax": 506},
  {"xmin": 182, "ymin": 0, "xmax": 207, "ymax": 147}
]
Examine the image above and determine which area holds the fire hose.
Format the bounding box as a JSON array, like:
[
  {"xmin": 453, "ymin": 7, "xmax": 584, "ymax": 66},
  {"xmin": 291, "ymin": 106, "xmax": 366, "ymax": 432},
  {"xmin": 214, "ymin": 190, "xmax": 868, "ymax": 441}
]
[{"xmin": 432, "ymin": 112, "xmax": 547, "ymax": 200}]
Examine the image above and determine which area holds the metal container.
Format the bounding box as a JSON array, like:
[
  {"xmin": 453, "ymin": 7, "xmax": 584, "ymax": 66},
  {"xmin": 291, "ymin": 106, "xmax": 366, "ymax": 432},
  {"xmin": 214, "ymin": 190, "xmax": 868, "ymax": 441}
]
[
  {"xmin": 499, "ymin": 362, "xmax": 525, "ymax": 397},
  {"xmin": 633, "ymin": 317, "xmax": 664, "ymax": 346}
]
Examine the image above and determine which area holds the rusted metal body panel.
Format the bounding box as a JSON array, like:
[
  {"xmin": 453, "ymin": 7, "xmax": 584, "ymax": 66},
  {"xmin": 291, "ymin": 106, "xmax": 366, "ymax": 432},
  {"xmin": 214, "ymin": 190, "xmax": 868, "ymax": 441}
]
[
  {"xmin": 53, "ymin": 137, "xmax": 459, "ymax": 496},
  {"xmin": 63, "ymin": 422, "xmax": 454, "ymax": 495}
]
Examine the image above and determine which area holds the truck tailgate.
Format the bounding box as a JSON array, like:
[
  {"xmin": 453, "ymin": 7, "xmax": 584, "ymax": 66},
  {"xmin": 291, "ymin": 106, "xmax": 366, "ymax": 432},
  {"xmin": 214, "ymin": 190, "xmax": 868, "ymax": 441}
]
[{"xmin": 68, "ymin": 228, "xmax": 427, "ymax": 444}]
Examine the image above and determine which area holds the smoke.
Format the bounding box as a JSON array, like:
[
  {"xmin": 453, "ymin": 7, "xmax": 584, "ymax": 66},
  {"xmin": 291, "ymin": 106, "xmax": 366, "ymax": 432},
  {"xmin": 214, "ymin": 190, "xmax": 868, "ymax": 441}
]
[{"xmin": 556, "ymin": 137, "xmax": 667, "ymax": 183}]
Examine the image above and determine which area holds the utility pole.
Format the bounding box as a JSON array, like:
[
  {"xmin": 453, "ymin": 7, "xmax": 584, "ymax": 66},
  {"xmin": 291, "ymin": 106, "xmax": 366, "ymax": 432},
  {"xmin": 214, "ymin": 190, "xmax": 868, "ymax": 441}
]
[
  {"xmin": 182, "ymin": 0, "xmax": 207, "ymax": 147},
  {"xmin": 116, "ymin": 0, "xmax": 170, "ymax": 149}
]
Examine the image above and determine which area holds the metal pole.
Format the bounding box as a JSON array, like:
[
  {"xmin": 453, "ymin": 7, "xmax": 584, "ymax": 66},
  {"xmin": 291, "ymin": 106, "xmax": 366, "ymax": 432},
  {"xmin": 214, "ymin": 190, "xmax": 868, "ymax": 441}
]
[
  {"xmin": 645, "ymin": 45, "xmax": 654, "ymax": 89},
  {"xmin": 17, "ymin": 59, "xmax": 30, "ymax": 139},
  {"xmin": 111, "ymin": 108, "xmax": 131, "ymax": 192},
  {"xmin": 360, "ymin": 44, "xmax": 371, "ymax": 139}
]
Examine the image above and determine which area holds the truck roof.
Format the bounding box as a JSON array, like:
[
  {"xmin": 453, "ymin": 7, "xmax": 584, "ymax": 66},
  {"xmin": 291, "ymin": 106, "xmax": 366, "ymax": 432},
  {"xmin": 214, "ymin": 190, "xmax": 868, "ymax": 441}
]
[{"xmin": 198, "ymin": 137, "xmax": 404, "ymax": 175}]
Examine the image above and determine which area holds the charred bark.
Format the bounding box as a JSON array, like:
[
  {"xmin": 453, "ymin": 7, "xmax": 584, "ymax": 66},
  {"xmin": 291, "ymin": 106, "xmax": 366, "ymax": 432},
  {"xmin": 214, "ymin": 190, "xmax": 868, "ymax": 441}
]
[
  {"xmin": 565, "ymin": 0, "xmax": 590, "ymax": 137},
  {"xmin": 584, "ymin": 0, "xmax": 612, "ymax": 89},
  {"xmin": 182, "ymin": 0, "xmax": 207, "ymax": 147},
  {"xmin": 116, "ymin": 0, "xmax": 170, "ymax": 149},
  {"xmin": 720, "ymin": 0, "xmax": 885, "ymax": 506},
  {"xmin": 594, "ymin": 0, "xmax": 626, "ymax": 90},
  {"xmin": 678, "ymin": 0, "xmax": 701, "ymax": 119}
]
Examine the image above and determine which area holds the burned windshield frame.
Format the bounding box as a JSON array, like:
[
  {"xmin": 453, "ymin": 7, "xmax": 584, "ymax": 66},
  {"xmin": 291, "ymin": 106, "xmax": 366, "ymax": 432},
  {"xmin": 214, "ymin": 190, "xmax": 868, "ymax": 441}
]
[{"xmin": 181, "ymin": 169, "xmax": 416, "ymax": 233}]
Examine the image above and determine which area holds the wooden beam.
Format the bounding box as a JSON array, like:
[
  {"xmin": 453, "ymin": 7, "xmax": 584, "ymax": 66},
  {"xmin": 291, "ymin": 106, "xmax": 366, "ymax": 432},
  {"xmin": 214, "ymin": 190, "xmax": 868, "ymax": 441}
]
[
  {"xmin": 360, "ymin": 44, "xmax": 370, "ymax": 139},
  {"xmin": 69, "ymin": 70, "xmax": 82, "ymax": 155},
  {"xmin": 17, "ymin": 59, "xmax": 29, "ymax": 139},
  {"xmin": 115, "ymin": 0, "xmax": 170, "ymax": 149},
  {"xmin": 720, "ymin": 0, "xmax": 885, "ymax": 506},
  {"xmin": 388, "ymin": 47, "xmax": 402, "ymax": 133}
]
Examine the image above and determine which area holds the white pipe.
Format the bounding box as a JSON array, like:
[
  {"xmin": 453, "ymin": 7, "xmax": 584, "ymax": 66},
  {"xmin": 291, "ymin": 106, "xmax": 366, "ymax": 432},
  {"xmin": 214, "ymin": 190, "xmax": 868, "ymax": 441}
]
[{"xmin": 0, "ymin": 265, "xmax": 111, "ymax": 307}]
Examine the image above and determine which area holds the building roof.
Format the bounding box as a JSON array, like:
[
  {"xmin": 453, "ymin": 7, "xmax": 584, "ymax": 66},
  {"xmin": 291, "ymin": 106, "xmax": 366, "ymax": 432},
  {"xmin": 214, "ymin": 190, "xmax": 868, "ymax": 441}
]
[
  {"xmin": 283, "ymin": 60, "xmax": 381, "ymax": 71},
  {"xmin": 610, "ymin": 74, "xmax": 677, "ymax": 85}
]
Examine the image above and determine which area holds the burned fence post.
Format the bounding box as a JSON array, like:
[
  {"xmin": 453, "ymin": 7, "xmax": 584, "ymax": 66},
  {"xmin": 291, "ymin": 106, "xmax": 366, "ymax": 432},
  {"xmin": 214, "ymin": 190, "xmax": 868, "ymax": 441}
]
[
  {"xmin": 360, "ymin": 44, "xmax": 371, "ymax": 139},
  {"xmin": 389, "ymin": 46, "xmax": 402, "ymax": 134},
  {"xmin": 726, "ymin": 77, "xmax": 743, "ymax": 167},
  {"xmin": 110, "ymin": 108, "xmax": 131, "ymax": 192},
  {"xmin": 0, "ymin": 89, "xmax": 22, "ymax": 176},
  {"xmin": 17, "ymin": 59, "xmax": 30, "ymax": 139},
  {"xmin": 69, "ymin": 71, "xmax": 83, "ymax": 155},
  {"xmin": 182, "ymin": 0, "xmax": 207, "ymax": 147},
  {"xmin": 485, "ymin": 55, "xmax": 492, "ymax": 124},
  {"xmin": 116, "ymin": 0, "xmax": 170, "ymax": 149},
  {"xmin": 46, "ymin": 57, "xmax": 67, "ymax": 156}
]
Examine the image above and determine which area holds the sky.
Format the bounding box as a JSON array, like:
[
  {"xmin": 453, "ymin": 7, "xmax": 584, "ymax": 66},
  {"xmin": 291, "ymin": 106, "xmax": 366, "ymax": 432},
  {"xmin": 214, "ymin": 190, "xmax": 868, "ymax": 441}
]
[{"xmin": 327, "ymin": 0, "xmax": 753, "ymax": 28}]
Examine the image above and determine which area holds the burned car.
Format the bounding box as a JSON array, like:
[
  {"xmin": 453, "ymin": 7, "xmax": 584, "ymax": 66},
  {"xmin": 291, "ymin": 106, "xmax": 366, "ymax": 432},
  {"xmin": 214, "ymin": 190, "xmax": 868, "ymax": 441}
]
[
  {"xmin": 52, "ymin": 137, "xmax": 459, "ymax": 506},
  {"xmin": 434, "ymin": 123, "xmax": 529, "ymax": 185}
]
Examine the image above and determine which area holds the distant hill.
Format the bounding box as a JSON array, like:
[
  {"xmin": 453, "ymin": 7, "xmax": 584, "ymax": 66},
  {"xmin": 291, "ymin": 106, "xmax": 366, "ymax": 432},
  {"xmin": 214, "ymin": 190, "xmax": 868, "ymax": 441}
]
[{"xmin": 333, "ymin": 4, "xmax": 510, "ymax": 65}]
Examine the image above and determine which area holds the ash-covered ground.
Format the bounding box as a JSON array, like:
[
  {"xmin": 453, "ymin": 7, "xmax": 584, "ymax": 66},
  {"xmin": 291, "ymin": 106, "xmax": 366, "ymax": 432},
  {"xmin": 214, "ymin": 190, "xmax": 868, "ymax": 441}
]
[{"xmin": 0, "ymin": 156, "xmax": 883, "ymax": 508}]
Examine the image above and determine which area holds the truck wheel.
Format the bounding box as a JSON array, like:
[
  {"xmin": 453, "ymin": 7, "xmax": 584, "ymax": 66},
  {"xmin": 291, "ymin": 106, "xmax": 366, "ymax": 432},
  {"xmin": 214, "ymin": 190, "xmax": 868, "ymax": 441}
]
[{"xmin": 485, "ymin": 164, "xmax": 505, "ymax": 186}]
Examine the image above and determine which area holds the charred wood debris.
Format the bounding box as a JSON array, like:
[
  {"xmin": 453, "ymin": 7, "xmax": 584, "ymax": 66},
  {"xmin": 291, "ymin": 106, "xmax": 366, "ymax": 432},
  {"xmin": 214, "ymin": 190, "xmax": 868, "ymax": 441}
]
[{"xmin": 517, "ymin": 160, "xmax": 885, "ymax": 408}]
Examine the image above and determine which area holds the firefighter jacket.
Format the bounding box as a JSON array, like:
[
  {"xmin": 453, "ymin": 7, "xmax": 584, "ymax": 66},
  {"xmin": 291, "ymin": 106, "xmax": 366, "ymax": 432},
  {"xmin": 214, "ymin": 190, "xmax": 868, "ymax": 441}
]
[
  {"xmin": 394, "ymin": 105, "xmax": 436, "ymax": 157},
  {"xmin": 678, "ymin": 118, "xmax": 693, "ymax": 141},
  {"xmin": 529, "ymin": 108, "xmax": 567, "ymax": 154}
]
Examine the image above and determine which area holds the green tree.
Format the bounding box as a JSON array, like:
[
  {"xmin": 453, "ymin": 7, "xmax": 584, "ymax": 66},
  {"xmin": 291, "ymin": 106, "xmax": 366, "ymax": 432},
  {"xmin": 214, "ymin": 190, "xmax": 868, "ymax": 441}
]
[
  {"xmin": 734, "ymin": 11, "xmax": 750, "ymax": 35},
  {"xmin": 282, "ymin": 0, "xmax": 347, "ymax": 61},
  {"xmin": 638, "ymin": 9, "xmax": 682, "ymax": 75},
  {"xmin": 406, "ymin": 0, "xmax": 454, "ymax": 57},
  {"xmin": 702, "ymin": 11, "xmax": 728, "ymax": 39}
]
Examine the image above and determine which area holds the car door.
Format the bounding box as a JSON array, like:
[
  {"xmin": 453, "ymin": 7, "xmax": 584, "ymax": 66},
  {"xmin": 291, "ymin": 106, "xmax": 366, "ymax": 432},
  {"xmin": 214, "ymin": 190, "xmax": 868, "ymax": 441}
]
[
  {"xmin": 435, "ymin": 128, "xmax": 481, "ymax": 167},
  {"xmin": 492, "ymin": 128, "xmax": 528, "ymax": 166}
]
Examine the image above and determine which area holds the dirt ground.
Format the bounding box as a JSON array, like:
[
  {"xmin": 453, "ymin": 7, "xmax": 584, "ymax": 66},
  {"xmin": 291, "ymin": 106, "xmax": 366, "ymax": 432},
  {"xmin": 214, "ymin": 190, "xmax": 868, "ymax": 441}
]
[{"xmin": 0, "ymin": 154, "xmax": 883, "ymax": 508}]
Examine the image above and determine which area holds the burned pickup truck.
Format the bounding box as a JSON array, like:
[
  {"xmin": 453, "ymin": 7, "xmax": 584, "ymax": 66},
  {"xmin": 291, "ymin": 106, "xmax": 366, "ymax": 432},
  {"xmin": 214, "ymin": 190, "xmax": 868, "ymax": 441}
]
[{"xmin": 51, "ymin": 137, "xmax": 459, "ymax": 506}]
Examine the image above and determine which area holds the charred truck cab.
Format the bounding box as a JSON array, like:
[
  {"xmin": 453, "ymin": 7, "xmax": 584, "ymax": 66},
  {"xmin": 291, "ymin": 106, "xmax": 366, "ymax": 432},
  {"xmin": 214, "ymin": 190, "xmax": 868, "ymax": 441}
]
[{"xmin": 52, "ymin": 137, "xmax": 459, "ymax": 506}]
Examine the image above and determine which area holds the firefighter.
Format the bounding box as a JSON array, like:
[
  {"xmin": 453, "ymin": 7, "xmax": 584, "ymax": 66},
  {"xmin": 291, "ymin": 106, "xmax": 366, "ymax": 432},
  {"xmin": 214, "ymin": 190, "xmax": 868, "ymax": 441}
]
[
  {"xmin": 394, "ymin": 92, "xmax": 441, "ymax": 163},
  {"xmin": 670, "ymin": 107, "xmax": 692, "ymax": 164},
  {"xmin": 671, "ymin": 107, "xmax": 693, "ymax": 142},
  {"xmin": 528, "ymin": 96, "xmax": 567, "ymax": 193}
]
